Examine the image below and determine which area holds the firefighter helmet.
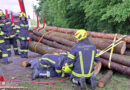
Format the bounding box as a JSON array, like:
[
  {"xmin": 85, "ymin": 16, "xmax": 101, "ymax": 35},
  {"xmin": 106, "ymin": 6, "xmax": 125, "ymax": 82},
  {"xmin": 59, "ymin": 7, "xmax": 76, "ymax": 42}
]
[
  {"xmin": 74, "ymin": 29, "xmax": 87, "ymax": 41},
  {"xmin": 19, "ymin": 12, "xmax": 27, "ymax": 18}
]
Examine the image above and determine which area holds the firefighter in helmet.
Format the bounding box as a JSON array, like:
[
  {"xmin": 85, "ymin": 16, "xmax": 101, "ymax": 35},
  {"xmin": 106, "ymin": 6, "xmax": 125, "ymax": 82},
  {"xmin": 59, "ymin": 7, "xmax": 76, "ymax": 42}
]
[
  {"xmin": 62, "ymin": 29, "xmax": 100, "ymax": 90},
  {"xmin": 0, "ymin": 11, "xmax": 12, "ymax": 64},
  {"xmin": 17, "ymin": 12, "xmax": 31, "ymax": 58}
]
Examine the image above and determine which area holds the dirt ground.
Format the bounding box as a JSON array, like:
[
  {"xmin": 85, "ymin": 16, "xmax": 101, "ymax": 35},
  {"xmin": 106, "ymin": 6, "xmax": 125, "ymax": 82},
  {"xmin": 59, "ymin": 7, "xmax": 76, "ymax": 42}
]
[{"xmin": 0, "ymin": 49, "xmax": 130, "ymax": 90}]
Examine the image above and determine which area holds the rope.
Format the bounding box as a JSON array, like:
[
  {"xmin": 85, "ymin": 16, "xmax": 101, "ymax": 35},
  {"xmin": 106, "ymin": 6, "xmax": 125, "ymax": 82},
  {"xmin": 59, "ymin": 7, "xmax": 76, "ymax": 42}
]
[
  {"xmin": 5, "ymin": 77, "xmax": 69, "ymax": 84},
  {"xmin": 108, "ymin": 34, "xmax": 117, "ymax": 69},
  {"xmin": 34, "ymin": 31, "xmax": 52, "ymax": 52}
]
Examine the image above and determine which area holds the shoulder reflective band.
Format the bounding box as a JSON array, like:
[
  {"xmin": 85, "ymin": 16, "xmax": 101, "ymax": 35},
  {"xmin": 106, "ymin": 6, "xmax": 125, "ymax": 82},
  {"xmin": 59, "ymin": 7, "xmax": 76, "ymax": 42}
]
[
  {"xmin": 40, "ymin": 58, "xmax": 56, "ymax": 64},
  {"xmin": 79, "ymin": 51, "xmax": 84, "ymax": 74},
  {"xmin": 68, "ymin": 52, "xmax": 75, "ymax": 59},
  {"xmin": 47, "ymin": 71, "xmax": 50, "ymax": 77},
  {"xmin": 88, "ymin": 50, "xmax": 95, "ymax": 74},
  {"xmin": 6, "ymin": 22, "xmax": 11, "ymax": 25}
]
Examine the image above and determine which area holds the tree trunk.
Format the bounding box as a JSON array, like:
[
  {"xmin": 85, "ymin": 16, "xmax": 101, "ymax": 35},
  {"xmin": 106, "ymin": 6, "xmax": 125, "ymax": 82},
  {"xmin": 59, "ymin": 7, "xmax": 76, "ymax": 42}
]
[
  {"xmin": 98, "ymin": 70, "xmax": 113, "ymax": 88},
  {"xmin": 124, "ymin": 50, "xmax": 130, "ymax": 56},
  {"xmin": 48, "ymin": 32, "xmax": 76, "ymax": 42},
  {"xmin": 29, "ymin": 41, "xmax": 62, "ymax": 55},
  {"xmin": 31, "ymin": 35, "xmax": 71, "ymax": 51},
  {"xmin": 45, "ymin": 26, "xmax": 76, "ymax": 34},
  {"xmin": 88, "ymin": 37, "xmax": 126, "ymax": 54},
  {"xmin": 87, "ymin": 31, "xmax": 130, "ymax": 43},
  {"xmin": 33, "ymin": 31, "xmax": 76, "ymax": 47},
  {"xmin": 127, "ymin": 44, "xmax": 130, "ymax": 49},
  {"xmin": 99, "ymin": 51, "xmax": 130, "ymax": 67},
  {"xmin": 100, "ymin": 58, "xmax": 130, "ymax": 76},
  {"xmin": 45, "ymin": 26, "xmax": 130, "ymax": 43}
]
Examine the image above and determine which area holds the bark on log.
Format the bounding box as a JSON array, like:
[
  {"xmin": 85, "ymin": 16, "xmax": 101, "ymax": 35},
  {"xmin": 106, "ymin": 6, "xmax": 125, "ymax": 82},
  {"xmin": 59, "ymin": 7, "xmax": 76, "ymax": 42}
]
[
  {"xmin": 48, "ymin": 32, "xmax": 76, "ymax": 42},
  {"xmin": 98, "ymin": 70, "xmax": 113, "ymax": 88},
  {"xmin": 100, "ymin": 58, "xmax": 130, "ymax": 75},
  {"xmin": 88, "ymin": 37, "xmax": 126, "ymax": 54},
  {"xmin": 29, "ymin": 41, "xmax": 62, "ymax": 55},
  {"xmin": 33, "ymin": 31, "xmax": 76, "ymax": 47},
  {"xmin": 45, "ymin": 26, "xmax": 76, "ymax": 34},
  {"xmin": 99, "ymin": 51, "xmax": 130, "ymax": 67},
  {"xmin": 31, "ymin": 35, "xmax": 71, "ymax": 51},
  {"xmin": 48, "ymin": 32, "xmax": 126, "ymax": 54},
  {"xmin": 45, "ymin": 26, "xmax": 130, "ymax": 43},
  {"xmin": 124, "ymin": 50, "xmax": 130, "ymax": 56},
  {"xmin": 127, "ymin": 44, "xmax": 130, "ymax": 49}
]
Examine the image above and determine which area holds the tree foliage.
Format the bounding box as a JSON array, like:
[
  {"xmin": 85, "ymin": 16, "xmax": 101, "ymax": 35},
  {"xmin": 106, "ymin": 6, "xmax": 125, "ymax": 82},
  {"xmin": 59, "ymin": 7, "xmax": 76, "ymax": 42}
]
[{"xmin": 34, "ymin": 0, "xmax": 130, "ymax": 34}]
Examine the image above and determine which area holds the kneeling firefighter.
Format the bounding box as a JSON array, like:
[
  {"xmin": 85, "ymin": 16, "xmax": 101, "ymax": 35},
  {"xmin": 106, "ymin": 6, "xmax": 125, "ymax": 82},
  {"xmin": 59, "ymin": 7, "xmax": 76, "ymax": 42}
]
[
  {"xmin": 30, "ymin": 51, "xmax": 70, "ymax": 80},
  {"xmin": 62, "ymin": 29, "xmax": 100, "ymax": 90},
  {"xmin": 17, "ymin": 12, "xmax": 32, "ymax": 58}
]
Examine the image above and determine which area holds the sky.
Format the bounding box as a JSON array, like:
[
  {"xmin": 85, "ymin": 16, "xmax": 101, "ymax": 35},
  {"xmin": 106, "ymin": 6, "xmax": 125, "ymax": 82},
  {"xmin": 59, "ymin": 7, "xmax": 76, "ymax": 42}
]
[{"xmin": 0, "ymin": 0, "xmax": 39, "ymax": 19}]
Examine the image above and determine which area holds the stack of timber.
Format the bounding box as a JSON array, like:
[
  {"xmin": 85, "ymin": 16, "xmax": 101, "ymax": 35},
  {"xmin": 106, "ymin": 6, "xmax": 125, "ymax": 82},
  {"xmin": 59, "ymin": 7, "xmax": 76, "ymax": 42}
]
[{"xmin": 29, "ymin": 26, "xmax": 130, "ymax": 88}]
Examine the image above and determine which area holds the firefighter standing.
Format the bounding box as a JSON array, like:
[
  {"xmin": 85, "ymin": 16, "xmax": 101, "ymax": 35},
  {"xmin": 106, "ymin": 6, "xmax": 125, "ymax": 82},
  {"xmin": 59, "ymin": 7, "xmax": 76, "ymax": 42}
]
[
  {"xmin": 17, "ymin": 12, "xmax": 31, "ymax": 58},
  {"xmin": 0, "ymin": 12, "xmax": 19, "ymax": 57},
  {"xmin": 62, "ymin": 29, "xmax": 99, "ymax": 90}
]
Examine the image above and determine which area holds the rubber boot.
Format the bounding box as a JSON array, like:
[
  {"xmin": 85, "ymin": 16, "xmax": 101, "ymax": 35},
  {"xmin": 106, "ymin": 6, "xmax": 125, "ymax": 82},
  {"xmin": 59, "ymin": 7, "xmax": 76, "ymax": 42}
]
[
  {"xmin": 15, "ymin": 50, "xmax": 20, "ymax": 55},
  {"xmin": 20, "ymin": 52, "xmax": 24, "ymax": 58},
  {"xmin": 90, "ymin": 75, "xmax": 97, "ymax": 90},
  {"xmin": 32, "ymin": 68, "xmax": 39, "ymax": 80},
  {"xmin": 79, "ymin": 77, "xmax": 87, "ymax": 90}
]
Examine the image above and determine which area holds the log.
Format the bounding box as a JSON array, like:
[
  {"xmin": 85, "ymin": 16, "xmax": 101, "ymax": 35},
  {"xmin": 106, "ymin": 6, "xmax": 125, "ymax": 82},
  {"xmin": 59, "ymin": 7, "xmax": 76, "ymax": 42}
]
[
  {"xmin": 124, "ymin": 50, "xmax": 130, "ymax": 56},
  {"xmin": 100, "ymin": 58, "xmax": 130, "ymax": 75},
  {"xmin": 31, "ymin": 35, "xmax": 71, "ymax": 51},
  {"xmin": 94, "ymin": 61, "xmax": 102, "ymax": 76},
  {"xmin": 98, "ymin": 70, "xmax": 113, "ymax": 88},
  {"xmin": 45, "ymin": 26, "xmax": 76, "ymax": 34},
  {"xmin": 88, "ymin": 37, "xmax": 126, "ymax": 54},
  {"xmin": 99, "ymin": 51, "xmax": 130, "ymax": 67},
  {"xmin": 45, "ymin": 26, "xmax": 130, "ymax": 43},
  {"xmin": 48, "ymin": 32, "xmax": 76, "ymax": 42},
  {"xmin": 33, "ymin": 31, "xmax": 76, "ymax": 47},
  {"xmin": 127, "ymin": 44, "xmax": 130, "ymax": 49},
  {"xmin": 29, "ymin": 41, "xmax": 62, "ymax": 55}
]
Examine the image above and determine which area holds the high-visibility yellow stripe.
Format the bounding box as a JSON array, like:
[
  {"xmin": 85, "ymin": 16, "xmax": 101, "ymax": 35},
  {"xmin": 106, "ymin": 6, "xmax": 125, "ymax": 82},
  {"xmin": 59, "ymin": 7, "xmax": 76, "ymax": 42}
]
[
  {"xmin": 88, "ymin": 50, "xmax": 95, "ymax": 74},
  {"xmin": 24, "ymin": 24, "xmax": 28, "ymax": 27},
  {"xmin": 11, "ymin": 23, "xmax": 15, "ymax": 27},
  {"xmin": 20, "ymin": 24, "xmax": 25, "ymax": 27},
  {"xmin": 10, "ymin": 34, "xmax": 15, "ymax": 38},
  {"xmin": 13, "ymin": 27, "xmax": 16, "ymax": 29},
  {"xmin": 0, "ymin": 40, "xmax": 4, "ymax": 43},
  {"xmin": 14, "ymin": 48, "xmax": 18, "ymax": 50},
  {"xmin": 16, "ymin": 30, "xmax": 20, "ymax": 33},
  {"xmin": 40, "ymin": 63, "xmax": 50, "ymax": 68},
  {"xmin": 2, "ymin": 54, "xmax": 8, "ymax": 57},
  {"xmin": 72, "ymin": 71, "xmax": 93, "ymax": 77},
  {"xmin": 40, "ymin": 58, "xmax": 56, "ymax": 64},
  {"xmin": 7, "ymin": 48, "xmax": 11, "ymax": 51},
  {"xmin": 6, "ymin": 22, "xmax": 11, "ymax": 25},
  {"xmin": 79, "ymin": 51, "xmax": 84, "ymax": 74},
  {"xmin": 47, "ymin": 71, "xmax": 50, "ymax": 77},
  {"xmin": 68, "ymin": 52, "xmax": 75, "ymax": 59},
  {"xmin": 20, "ymin": 49, "xmax": 24, "ymax": 52},
  {"xmin": 56, "ymin": 69, "xmax": 62, "ymax": 73},
  {"xmin": 0, "ymin": 31, "xmax": 4, "ymax": 35},
  {"xmin": 18, "ymin": 36, "xmax": 25, "ymax": 40},
  {"xmin": 0, "ymin": 24, "xmax": 4, "ymax": 26},
  {"xmin": 61, "ymin": 73, "xmax": 65, "ymax": 77},
  {"xmin": 17, "ymin": 26, "xmax": 21, "ymax": 29}
]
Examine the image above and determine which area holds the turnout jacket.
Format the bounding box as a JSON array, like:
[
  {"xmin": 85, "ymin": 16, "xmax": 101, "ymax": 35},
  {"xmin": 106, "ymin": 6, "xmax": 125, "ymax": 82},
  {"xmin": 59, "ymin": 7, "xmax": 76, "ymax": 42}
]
[
  {"xmin": 65, "ymin": 38, "xmax": 99, "ymax": 79},
  {"xmin": 17, "ymin": 20, "xmax": 31, "ymax": 40},
  {"xmin": 0, "ymin": 19, "xmax": 16, "ymax": 39}
]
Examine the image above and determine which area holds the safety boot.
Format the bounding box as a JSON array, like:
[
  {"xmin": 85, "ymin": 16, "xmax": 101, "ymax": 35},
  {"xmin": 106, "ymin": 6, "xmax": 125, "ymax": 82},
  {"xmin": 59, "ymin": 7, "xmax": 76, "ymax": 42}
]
[
  {"xmin": 15, "ymin": 50, "xmax": 20, "ymax": 55},
  {"xmin": 90, "ymin": 75, "xmax": 97, "ymax": 90},
  {"xmin": 79, "ymin": 77, "xmax": 87, "ymax": 90}
]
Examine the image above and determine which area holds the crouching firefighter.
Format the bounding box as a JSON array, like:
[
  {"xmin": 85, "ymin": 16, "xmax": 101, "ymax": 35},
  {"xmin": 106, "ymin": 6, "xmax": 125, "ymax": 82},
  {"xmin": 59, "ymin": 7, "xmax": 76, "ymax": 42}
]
[
  {"xmin": 0, "ymin": 28, "xmax": 12, "ymax": 64},
  {"xmin": 0, "ymin": 11, "xmax": 19, "ymax": 57},
  {"xmin": 62, "ymin": 29, "xmax": 100, "ymax": 90},
  {"xmin": 17, "ymin": 12, "xmax": 32, "ymax": 58},
  {"xmin": 30, "ymin": 51, "xmax": 70, "ymax": 80}
]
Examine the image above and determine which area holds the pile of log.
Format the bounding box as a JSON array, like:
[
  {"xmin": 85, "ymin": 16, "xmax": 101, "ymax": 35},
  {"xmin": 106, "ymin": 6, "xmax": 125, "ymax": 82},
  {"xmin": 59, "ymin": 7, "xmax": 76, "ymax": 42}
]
[{"xmin": 29, "ymin": 26, "xmax": 130, "ymax": 88}]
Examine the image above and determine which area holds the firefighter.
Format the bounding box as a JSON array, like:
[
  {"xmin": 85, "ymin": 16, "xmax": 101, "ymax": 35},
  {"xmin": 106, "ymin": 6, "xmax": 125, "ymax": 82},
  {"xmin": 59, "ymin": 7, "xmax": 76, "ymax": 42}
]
[
  {"xmin": 62, "ymin": 29, "xmax": 99, "ymax": 90},
  {"xmin": 0, "ymin": 26, "xmax": 12, "ymax": 64},
  {"xmin": 31, "ymin": 51, "xmax": 70, "ymax": 80},
  {"xmin": 0, "ymin": 11, "xmax": 19, "ymax": 57},
  {"xmin": 17, "ymin": 12, "xmax": 31, "ymax": 58}
]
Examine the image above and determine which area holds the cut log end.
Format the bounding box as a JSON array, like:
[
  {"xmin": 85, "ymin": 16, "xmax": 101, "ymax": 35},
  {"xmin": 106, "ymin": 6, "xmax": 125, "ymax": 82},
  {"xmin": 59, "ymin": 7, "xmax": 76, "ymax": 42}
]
[
  {"xmin": 94, "ymin": 61, "xmax": 102, "ymax": 76},
  {"xmin": 120, "ymin": 42, "xmax": 126, "ymax": 55},
  {"xmin": 98, "ymin": 82, "xmax": 104, "ymax": 88}
]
